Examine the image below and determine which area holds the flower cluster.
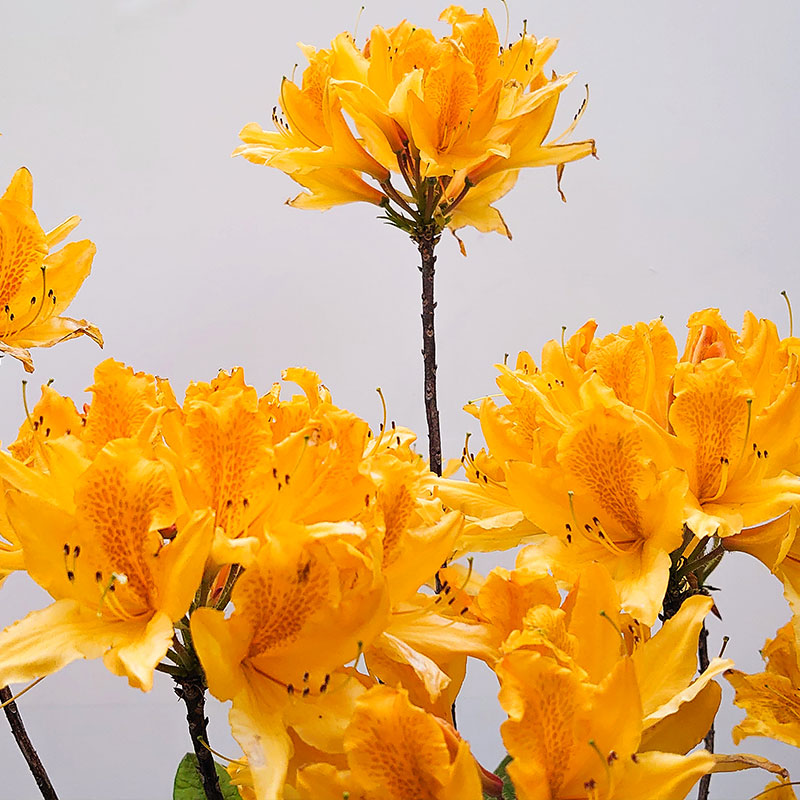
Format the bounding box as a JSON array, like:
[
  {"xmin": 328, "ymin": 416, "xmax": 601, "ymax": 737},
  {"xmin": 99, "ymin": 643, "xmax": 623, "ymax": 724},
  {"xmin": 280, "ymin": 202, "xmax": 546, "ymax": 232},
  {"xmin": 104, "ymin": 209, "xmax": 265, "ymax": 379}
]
[
  {"xmin": 444, "ymin": 309, "xmax": 800, "ymax": 625},
  {"xmin": 235, "ymin": 6, "xmax": 595, "ymax": 241}
]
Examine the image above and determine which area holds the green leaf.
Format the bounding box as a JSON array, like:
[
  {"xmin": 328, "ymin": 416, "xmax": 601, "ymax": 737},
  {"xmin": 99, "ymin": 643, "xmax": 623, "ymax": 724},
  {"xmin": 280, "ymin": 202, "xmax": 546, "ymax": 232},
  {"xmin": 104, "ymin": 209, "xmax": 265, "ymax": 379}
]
[
  {"xmin": 173, "ymin": 752, "xmax": 241, "ymax": 800},
  {"xmin": 492, "ymin": 754, "xmax": 516, "ymax": 800}
]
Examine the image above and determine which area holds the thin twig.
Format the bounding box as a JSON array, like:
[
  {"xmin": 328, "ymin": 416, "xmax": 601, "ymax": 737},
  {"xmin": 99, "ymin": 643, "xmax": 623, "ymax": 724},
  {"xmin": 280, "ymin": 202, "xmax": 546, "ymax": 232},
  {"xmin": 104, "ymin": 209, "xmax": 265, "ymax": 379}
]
[
  {"xmin": 413, "ymin": 223, "xmax": 443, "ymax": 477},
  {"xmin": 0, "ymin": 685, "xmax": 58, "ymax": 800},
  {"xmin": 697, "ymin": 623, "xmax": 714, "ymax": 800},
  {"xmin": 174, "ymin": 677, "xmax": 224, "ymax": 800}
]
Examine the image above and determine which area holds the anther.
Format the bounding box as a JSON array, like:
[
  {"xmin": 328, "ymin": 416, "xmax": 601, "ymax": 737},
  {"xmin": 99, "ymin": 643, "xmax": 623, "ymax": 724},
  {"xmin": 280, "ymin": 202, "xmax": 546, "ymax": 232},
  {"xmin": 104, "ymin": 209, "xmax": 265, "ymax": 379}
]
[
  {"xmin": 631, "ymin": 753, "xmax": 639, "ymax": 763},
  {"xmin": 243, "ymin": 498, "xmax": 249, "ymax": 508},
  {"xmin": 272, "ymin": 468, "xmax": 278, "ymax": 479},
  {"xmin": 66, "ymin": 570, "xmax": 75, "ymax": 582},
  {"xmin": 287, "ymin": 684, "xmax": 294, "ymax": 695},
  {"xmin": 63, "ymin": 544, "xmax": 70, "ymax": 556},
  {"xmin": 303, "ymin": 672, "xmax": 309, "ymax": 682},
  {"xmin": 607, "ymin": 750, "xmax": 618, "ymax": 764},
  {"xmin": 302, "ymin": 687, "xmax": 310, "ymax": 697},
  {"xmin": 285, "ymin": 474, "xmax": 290, "ymax": 484},
  {"xmin": 95, "ymin": 571, "xmax": 102, "ymax": 582}
]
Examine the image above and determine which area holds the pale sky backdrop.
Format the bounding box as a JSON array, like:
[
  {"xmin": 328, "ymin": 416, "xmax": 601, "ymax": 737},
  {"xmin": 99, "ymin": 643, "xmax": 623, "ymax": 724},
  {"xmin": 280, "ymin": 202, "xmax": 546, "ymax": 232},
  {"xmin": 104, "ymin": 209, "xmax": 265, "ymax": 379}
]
[{"xmin": 1, "ymin": 0, "xmax": 800, "ymax": 797}]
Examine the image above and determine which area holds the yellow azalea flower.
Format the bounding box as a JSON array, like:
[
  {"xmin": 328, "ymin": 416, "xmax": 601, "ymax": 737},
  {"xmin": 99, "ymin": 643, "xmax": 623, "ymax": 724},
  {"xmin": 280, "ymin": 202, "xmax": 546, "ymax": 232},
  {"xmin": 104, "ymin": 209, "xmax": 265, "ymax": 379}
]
[
  {"xmin": 497, "ymin": 650, "xmax": 713, "ymax": 800},
  {"xmin": 492, "ymin": 564, "xmax": 738, "ymax": 800},
  {"xmin": 191, "ymin": 531, "xmax": 390, "ymax": 800},
  {"xmin": 669, "ymin": 310, "xmax": 800, "ymax": 538},
  {"xmin": 506, "ymin": 377, "xmax": 688, "ymax": 625},
  {"xmin": 0, "ymin": 437, "xmax": 213, "ymax": 690},
  {"xmin": 0, "ymin": 167, "xmax": 101, "ymax": 371},
  {"xmin": 235, "ymin": 6, "xmax": 594, "ymax": 238},
  {"xmin": 725, "ymin": 621, "xmax": 800, "ymax": 748},
  {"xmin": 495, "ymin": 563, "xmax": 732, "ymax": 755}
]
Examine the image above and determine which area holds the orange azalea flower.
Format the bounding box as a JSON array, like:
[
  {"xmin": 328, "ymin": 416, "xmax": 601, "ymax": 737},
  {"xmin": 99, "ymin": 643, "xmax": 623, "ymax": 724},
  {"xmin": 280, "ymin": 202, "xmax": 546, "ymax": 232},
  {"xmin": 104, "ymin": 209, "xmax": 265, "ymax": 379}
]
[
  {"xmin": 235, "ymin": 6, "xmax": 594, "ymax": 239},
  {"xmin": 0, "ymin": 167, "xmax": 101, "ymax": 371}
]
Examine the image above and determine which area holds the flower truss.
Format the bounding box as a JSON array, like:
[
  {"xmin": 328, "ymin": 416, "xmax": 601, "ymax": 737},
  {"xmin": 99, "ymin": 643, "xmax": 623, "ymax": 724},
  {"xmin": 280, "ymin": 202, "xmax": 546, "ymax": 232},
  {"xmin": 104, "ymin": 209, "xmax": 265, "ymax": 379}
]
[{"xmin": 234, "ymin": 5, "xmax": 595, "ymax": 244}]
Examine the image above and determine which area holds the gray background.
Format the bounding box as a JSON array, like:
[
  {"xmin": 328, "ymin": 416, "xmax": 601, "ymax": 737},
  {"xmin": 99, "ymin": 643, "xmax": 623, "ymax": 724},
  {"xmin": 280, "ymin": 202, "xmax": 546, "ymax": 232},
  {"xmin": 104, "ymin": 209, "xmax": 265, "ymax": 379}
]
[{"xmin": 1, "ymin": 0, "xmax": 799, "ymax": 796}]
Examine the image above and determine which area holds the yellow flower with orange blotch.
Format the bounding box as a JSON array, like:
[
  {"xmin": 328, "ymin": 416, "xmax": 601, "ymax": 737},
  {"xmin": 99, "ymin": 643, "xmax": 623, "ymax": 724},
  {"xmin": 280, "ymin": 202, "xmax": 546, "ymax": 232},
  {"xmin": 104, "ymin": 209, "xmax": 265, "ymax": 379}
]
[
  {"xmin": 494, "ymin": 564, "xmax": 734, "ymax": 800},
  {"xmin": 191, "ymin": 531, "xmax": 390, "ymax": 800},
  {"xmin": 0, "ymin": 437, "xmax": 213, "ymax": 691},
  {"xmin": 506, "ymin": 376, "xmax": 688, "ymax": 626},
  {"xmin": 235, "ymin": 6, "xmax": 594, "ymax": 239},
  {"xmin": 670, "ymin": 309, "xmax": 800, "ymax": 539},
  {"xmin": 0, "ymin": 167, "xmax": 102, "ymax": 371}
]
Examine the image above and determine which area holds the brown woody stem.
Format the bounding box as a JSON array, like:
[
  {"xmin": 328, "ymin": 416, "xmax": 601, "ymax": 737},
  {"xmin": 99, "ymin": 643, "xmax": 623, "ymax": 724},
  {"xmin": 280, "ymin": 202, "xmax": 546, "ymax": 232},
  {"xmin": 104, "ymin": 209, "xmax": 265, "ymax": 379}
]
[
  {"xmin": 413, "ymin": 224, "xmax": 443, "ymax": 477},
  {"xmin": 696, "ymin": 622, "xmax": 714, "ymax": 800},
  {"xmin": 0, "ymin": 685, "xmax": 58, "ymax": 800},
  {"xmin": 174, "ymin": 676, "xmax": 224, "ymax": 800}
]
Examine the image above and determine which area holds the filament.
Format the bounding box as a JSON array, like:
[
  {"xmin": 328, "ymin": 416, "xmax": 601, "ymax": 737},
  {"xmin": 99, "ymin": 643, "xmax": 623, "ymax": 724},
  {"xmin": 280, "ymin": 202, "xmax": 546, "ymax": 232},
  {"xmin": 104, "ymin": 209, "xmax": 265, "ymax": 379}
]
[
  {"xmin": 0, "ymin": 676, "xmax": 46, "ymax": 709},
  {"xmin": 782, "ymin": 290, "xmax": 793, "ymax": 337}
]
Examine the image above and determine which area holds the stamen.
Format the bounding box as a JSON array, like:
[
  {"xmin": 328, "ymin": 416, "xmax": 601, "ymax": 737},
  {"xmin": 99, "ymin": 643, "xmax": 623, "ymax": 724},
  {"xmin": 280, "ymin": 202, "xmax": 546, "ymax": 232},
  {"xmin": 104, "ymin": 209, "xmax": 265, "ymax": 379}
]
[
  {"xmin": 588, "ymin": 739, "xmax": 613, "ymax": 793},
  {"xmin": 551, "ymin": 84, "xmax": 591, "ymax": 145},
  {"xmin": 16, "ymin": 267, "xmax": 48, "ymax": 335},
  {"xmin": 782, "ymin": 290, "xmax": 794, "ymax": 337},
  {"xmin": 707, "ymin": 456, "xmax": 730, "ymax": 502},
  {"xmin": 352, "ymin": 4, "xmax": 365, "ymax": 41},
  {"xmin": 500, "ymin": 0, "xmax": 510, "ymax": 50},
  {"xmin": 736, "ymin": 399, "xmax": 753, "ymax": 465},
  {"xmin": 598, "ymin": 610, "xmax": 627, "ymax": 655},
  {"xmin": 0, "ymin": 676, "xmax": 46, "ymax": 710},
  {"xmin": 21, "ymin": 381, "xmax": 52, "ymax": 469},
  {"xmin": 197, "ymin": 738, "xmax": 247, "ymax": 766},
  {"xmin": 367, "ymin": 387, "xmax": 389, "ymax": 455}
]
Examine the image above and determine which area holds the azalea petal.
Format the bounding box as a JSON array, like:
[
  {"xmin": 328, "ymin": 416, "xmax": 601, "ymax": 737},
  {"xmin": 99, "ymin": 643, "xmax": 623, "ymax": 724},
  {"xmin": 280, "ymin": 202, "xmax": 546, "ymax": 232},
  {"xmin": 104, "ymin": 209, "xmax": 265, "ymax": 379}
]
[
  {"xmin": 611, "ymin": 750, "xmax": 713, "ymax": 800},
  {"xmin": 639, "ymin": 681, "xmax": 721, "ymax": 754},
  {"xmin": 632, "ymin": 594, "xmax": 713, "ymax": 717},
  {"xmin": 0, "ymin": 598, "xmax": 147, "ymax": 685},
  {"xmin": 102, "ymin": 609, "xmax": 174, "ymax": 691}
]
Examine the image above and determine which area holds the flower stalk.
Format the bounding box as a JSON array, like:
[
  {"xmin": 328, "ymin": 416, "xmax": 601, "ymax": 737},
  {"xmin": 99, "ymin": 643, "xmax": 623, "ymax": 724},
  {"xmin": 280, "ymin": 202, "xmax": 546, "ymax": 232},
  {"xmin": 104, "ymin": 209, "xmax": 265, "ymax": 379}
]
[
  {"xmin": 0, "ymin": 685, "xmax": 59, "ymax": 800},
  {"xmin": 413, "ymin": 222, "xmax": 443, "ymax": 477},
  {"xmin": 696, "ymin": 623, "xmax": 714, "ymax": 800},
  {"xmin": 174, "ymin": 675, "xmax": 224, "ymax": 800}
]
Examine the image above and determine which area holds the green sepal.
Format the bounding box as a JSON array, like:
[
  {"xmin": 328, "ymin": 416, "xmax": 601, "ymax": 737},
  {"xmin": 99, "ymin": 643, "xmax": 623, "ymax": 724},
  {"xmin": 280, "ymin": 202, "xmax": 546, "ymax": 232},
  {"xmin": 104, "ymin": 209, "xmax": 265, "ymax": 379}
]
[{"xmin": 486, "ymin": 754, "xmax": 515, "ymax": 800}]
